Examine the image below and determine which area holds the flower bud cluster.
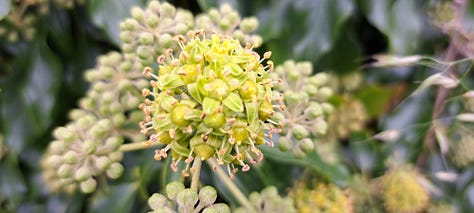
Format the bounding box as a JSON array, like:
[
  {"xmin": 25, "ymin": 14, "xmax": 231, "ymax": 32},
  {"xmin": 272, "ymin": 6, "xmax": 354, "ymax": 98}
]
[
  {"xmin": 449, "ymin": 128, "xmax": 474, "ymax": 167},
  {"xmin": 269, "ymin": 60, "xmax": 333, "ymax": 157},
  {"xmin": 289, "ymin": 181, "xmax": 353, "ymax": 213},
  {"xmin": 120, "ymin": 1, "xmax": 194, "ymax": 67},
  {"xmin": 0, "ymin": 0, "xmax": 48, "ymax": 43},
  {"xmin": 81, "ymin": 51, "xmax": 148, "ymax": 141},
  {"xmin": 195, "ymin": 4, "xmax": 262, "ymax": 47},
  {"xmin": 234, "ymin": 186, "xmax": 296, "ymax": 213},
  {"xmin": 119, "ymin": 1, "xmax": 261, "ymax": 69},
  {"xmin": 140, "ymin": 32, "xmax": 280, "ymax": 177},
  {"xmin": 325, "ymin": 73, "xmax": 368, "ymax": 140},
  {"xmin": 381, "ymin": 167, "xmax": 430, "ymax": 213},
  {"xmin": 147, "ymin": 181, "xmax": 230, "ymax": 213},
  {"xmin": 41, "ymin": 52, "xmax": 147, "ymax": 193},
  {"xmin": 41, "ymin": 112, "xmax": 124, "ymax": 193}
]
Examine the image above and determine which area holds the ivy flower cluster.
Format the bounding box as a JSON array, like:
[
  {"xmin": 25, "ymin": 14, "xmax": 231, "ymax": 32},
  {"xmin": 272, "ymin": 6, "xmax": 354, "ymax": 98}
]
[
  {"xmin": 140, "ymin": 32, "xmax": 281, "ymax": 177},
  {"xmin": 290, "ymin": 180, "xmax": 353, "ymax": 213},
  {"xmin": 41, "ymin": 52, "xmax": 147, "ymax": 193},
  {"xmin": 381, "ymin": 167, "xmax": 430, "ymax": 213},
  {"xmin": 269, "ymin": 60, "xmax": 333, "ymax": 157},
  {"xmin": 148, "ymin": 181, "xmax": 230, "ymax": 213}
]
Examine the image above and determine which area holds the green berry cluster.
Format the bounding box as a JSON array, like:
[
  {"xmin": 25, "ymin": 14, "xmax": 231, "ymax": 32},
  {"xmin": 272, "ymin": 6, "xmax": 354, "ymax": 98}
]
[
  {"xmin": 234, "ymin": 186, "xmax": 296, "ymax": 213},
  {"xmin": 269, "ymin": 60, "xmax": 333, "ymax": 157},
  {"xmin": 140, "ymin": 32, "xmax": 280, "ymax": 176},
  {"xmin": 41, "ymin": 111, "xmax": 124, "ymax": 193},
  {"xmin": 148, "ymin": 181, "xmax": 230, "ymax": 213},
  {"xmin": 41, "ymin": 52, "xmax": 148, "ymax": 193}
]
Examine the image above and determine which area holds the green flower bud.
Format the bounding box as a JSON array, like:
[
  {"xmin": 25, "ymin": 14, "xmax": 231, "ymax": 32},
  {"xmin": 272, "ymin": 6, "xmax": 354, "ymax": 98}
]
[
  {"xmin": 166, "ymin": 181, "xmax": 185, "ymax": 200},
  {"xmin": 53, "ymin": 127, "xmax": 75, "ymax": 143},
  {"xmin": 109, "ymin": 151, "xmax": 124, "ymax": 162},
  {"xmin": 49, "ymin": 140, "xmax": 65, "ymax": 154},
  {"xmin": 137, "ymin": 46, "xmax": 153, "ymax": 59},
  {"xmin": 199, "ymin": 186, "xmax": 217, "ymax": 206},
  {"xmin": 278, "ymin": 137, "xmax": 292, "ymax": 152},
  {"xmin": 95, "ymin": 156, "xmax": 111, "ymax": 171},
  {"xmin": 47, "ymin": 154, "xmax": 63, "ymax": 168},
  {"xmin": 131, "ymin": 7, "xmax": 146, "ymax": 23},
  {"xmin": 106, "ymin": 162, "xmax": 124, "ymax": 179},
  {"xmin": 58, "ymin": 164, "xmax": 73, "ymax": 178},
  {"xmin": 80, "ymin": 178, "xmax": 97, "ymax": 193},
  {"xmin": 82, "ymin": 140, "xmax": 97, "ymax": 154},
  {"xmin": 176, "ymin": 189, "xmax": 198, "ymax": 208},
  {"xmin": 240, "ymin": 17, "xmax": 258, "ymax": 33},
  {"xmin": 75, "ymin": 167, "xmax": 92, "ymax": 182},
  {"xmin": 148, "ymin": 193, "xmax": 170, "ymax": 210},
  {"xmin": 63, "ymin": 150, "xmax": 78, "ymax": 164},
  {"xmin": 316, "ymin": 87, "xmax": 333, "ymax": 100},
  {"xmin": 299, "ymin": 138, "xmax": 314, "ymax": 153},
  {"xmin": 292, "ymin": 125, "xmax": 309, "ymax": 140},
  {"xmin": 307, "ymin": 102, "xmax": 323, "ymax": 119},
  {"xmin": 309, "ymin": 73, "xmax": 329, "ymax": 86},
  {"xmin": 203, "ymin": 204, "xmax": 231, "ymax": 213}
]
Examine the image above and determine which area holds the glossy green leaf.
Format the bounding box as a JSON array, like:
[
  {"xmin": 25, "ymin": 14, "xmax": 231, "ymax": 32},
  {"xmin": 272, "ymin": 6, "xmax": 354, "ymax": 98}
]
[
  {"xmin": 257, "ymin": 0, "xmax": 355, "ymax": 63},
  {"xmin": 89, "ymin": 182, "xmax": 139, "ymax": 213},
  {"xmin": 260, "ymin": 146, "xmax": 350, "ymax": 185},
  {"xmin": 0, "ymin": 0, "xmax": 10, "ymax": 20},
  {"xmin": 360, "ymin": 0, "xmax": 422, "ymax": 54}
]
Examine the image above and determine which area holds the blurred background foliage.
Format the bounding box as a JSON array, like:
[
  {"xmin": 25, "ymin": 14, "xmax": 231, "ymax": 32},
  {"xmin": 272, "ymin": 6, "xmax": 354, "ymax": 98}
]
[{"xmin": 1, "ymin": 0, "xmax": 474, "ymax": 212}]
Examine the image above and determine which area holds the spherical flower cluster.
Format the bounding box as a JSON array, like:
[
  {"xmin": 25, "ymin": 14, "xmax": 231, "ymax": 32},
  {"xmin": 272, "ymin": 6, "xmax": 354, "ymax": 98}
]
[
  {"xmin": 148, "ymin": 181, "xmax": 230, "ymax": 213},
  {"xmin": 327, "ymin": 95, "xmax": 368, "ymax": 140},
  {"xmin": 289, "ymin": 181, "xmax": 353, "ymax": 213},
  {"xmin": 195, "ymin": 4, "xmax": 262, "ymax": 47},
  {"xmin": 269, "ymin": 60, "xmax": 333, "ymax": 157},
  {"xmin": 140, "ymin": 32, "xmax": 280, "ymax": 176},
  {"xmin": 41, "ymin": 111, "xmax": 124, "ymax": 193},
  {"xmin": 81, "ymin": 51, "xmax": 148, "ymax": 142},
  {"xmin": 381, "ymin": 167, "xmax": 430, "ymax": 213},
  {"xmin": 449, "ymin": 129, "xmax": 474, "ymax": 167},
  {"xmin": 325, "ymin": 73, "xmax": 368, "ymax": 140},
  {"xmin": 234, "ymin": 186, "xmax": 296, "ymax": 213},
  {"xmin": 0, "ymin": 0, "xmax": 48, "ymax": 42},
  {"xmin": 41, "ymin": 52, "xmax": 147, "ymax": 193},
  {"xmin": 120, "ymin": 1, "xmax": 194, "ymax": 67}
]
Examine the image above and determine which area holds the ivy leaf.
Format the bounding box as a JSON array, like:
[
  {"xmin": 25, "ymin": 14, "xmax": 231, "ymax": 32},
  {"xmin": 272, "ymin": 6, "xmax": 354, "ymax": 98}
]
[
  {"xmin": 260, "ymin": 146, "xmax": 350, "ymax": 185},
  {"xmin": 89, "ymin": 182, "xmax": 139, "ymax": 213},
  {"xmin": 360, "ymin": 0, "xmax": 422, "ymax": 54},
  {"xmin": 0, "ymin": 154, "xmax": 27, "ymax": 211},
  {"xmin": 0, "ymin": 0, "xmax": 10, "ymax": 20},
  {"xmin": 256, "ymin": 0, "xmax": 355, "ymax": 63}
]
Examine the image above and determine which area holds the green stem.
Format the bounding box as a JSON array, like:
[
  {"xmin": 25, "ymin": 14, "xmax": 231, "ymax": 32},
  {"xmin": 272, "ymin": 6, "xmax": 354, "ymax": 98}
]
[
  {"xmin": 190, "ymin": 158, "xmax": 202, "ymax": 192},
  {"xmin": 118, "ymin": 142, "xmax": 161, "ymax": 152},
  {"xmin": 207, "ymin": 159, "xmax": 256, "ymax": 211}
]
